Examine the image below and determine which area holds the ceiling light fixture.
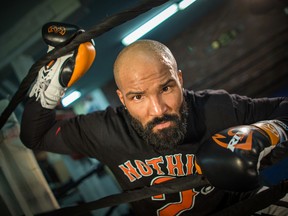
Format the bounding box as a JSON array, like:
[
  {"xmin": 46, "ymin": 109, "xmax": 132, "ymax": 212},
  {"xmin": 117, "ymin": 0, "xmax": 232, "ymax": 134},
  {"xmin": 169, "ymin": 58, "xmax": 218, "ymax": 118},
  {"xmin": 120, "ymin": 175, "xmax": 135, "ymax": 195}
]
[
  {"xmin": 121, "ymin": 0, "xmax": 197, "ymax": 46},
  {"xmin": 122, "ymin": 4, "xmax": 178, "ymax": 46},
  {"xmin": 62, "ymin": 90, "xmax": 81, "ymax": 107},
  {"xmin": 179, "ymin": 0, "xmax": 197, "ymax": 10}
]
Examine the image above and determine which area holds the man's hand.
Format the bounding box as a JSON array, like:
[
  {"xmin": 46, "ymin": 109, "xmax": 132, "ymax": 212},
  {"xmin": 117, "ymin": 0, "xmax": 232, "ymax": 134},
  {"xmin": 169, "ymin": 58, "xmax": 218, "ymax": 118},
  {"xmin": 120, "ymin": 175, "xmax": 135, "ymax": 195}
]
[{"xmin": 29, "ymin": 22, "xmax": 96, "ymax": 109}]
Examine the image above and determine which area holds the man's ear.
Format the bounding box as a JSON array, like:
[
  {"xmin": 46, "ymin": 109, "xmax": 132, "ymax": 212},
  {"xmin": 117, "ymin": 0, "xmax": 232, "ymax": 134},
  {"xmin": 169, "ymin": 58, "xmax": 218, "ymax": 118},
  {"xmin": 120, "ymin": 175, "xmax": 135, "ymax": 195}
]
[
  {"xmin": 177, "ymin": 70, "xmax": 183, "ymax": 87},
  {"xmin": 116, "ymin": 89, "xmax": 125, "ymax": 106}
]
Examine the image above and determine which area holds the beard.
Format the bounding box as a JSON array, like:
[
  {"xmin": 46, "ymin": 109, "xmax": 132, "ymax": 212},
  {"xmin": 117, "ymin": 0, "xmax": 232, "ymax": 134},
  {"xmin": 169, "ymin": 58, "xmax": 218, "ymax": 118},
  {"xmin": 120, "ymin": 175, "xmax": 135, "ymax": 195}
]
[{"xmin": 129, "ymin": 100, "xmax": 188, "ymax": 154}]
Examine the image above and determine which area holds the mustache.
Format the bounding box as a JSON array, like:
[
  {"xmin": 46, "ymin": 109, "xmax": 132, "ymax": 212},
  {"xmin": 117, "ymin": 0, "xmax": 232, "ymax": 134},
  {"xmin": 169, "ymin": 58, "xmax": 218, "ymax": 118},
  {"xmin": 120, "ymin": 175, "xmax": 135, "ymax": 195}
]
[{"xmin": 145, "ymin": 114, "xmax": 179, "ymax": 130}]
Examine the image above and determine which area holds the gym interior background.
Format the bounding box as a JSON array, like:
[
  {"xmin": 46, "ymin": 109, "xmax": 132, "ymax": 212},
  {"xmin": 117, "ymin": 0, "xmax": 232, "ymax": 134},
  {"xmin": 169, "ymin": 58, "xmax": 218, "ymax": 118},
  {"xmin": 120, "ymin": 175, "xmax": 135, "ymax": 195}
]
[{"xmin": 0, "ymin": 0, "xmax": 287, "ymax": 215}]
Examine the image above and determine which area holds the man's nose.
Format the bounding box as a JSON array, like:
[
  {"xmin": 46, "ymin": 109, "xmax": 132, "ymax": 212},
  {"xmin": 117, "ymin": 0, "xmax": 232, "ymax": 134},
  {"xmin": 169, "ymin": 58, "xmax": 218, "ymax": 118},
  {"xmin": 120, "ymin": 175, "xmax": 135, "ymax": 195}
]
[{"xmin": 149, "ymin": 96, "xmax": 168, "ymax": 116}]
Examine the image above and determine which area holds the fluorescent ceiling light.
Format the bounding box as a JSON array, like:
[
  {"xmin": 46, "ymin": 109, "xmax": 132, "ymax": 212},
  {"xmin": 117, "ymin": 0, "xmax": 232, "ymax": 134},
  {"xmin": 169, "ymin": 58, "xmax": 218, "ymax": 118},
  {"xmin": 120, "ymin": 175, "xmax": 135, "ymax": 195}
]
[
  {"xmin": 122, "ymin": 4, "xmax": 178, "ymax": 46},
  {"xmin": 179, "ymin": 0, "xmax": 197, "ymax": 10},
  {"xmin": 62, "ymin": 90, "xmax": 81, "ymax": 107}
]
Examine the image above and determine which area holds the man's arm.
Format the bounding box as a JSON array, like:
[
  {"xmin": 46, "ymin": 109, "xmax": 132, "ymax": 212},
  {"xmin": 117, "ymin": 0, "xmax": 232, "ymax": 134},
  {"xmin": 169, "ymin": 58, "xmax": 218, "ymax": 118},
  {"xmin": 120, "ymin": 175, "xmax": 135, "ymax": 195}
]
[
  {"xmin": 195, "ymin": 91, "xmax": 288, "ymax": 191},
  {"xmin": 20, "ymin": 99, "xmax": 74, "ymax": 154},
  {"xmin": 230, "ymin": 93, "xmax": 288, "ymax": 127},
  {"xmin": 19, "ymin": 22, "xmax": 95, "ymax": 154},
  {"xmin": 195, "ymin": 89, "xmax": 288, "ymax": 138}
]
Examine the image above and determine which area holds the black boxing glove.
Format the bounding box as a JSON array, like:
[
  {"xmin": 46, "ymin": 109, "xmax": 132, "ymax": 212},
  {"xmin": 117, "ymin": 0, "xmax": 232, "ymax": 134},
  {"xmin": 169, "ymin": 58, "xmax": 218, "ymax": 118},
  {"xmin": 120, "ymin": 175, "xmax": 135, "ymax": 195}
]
[{"xmin": 196, "ymin": 120, "xmax": 288, "ymax": 192}]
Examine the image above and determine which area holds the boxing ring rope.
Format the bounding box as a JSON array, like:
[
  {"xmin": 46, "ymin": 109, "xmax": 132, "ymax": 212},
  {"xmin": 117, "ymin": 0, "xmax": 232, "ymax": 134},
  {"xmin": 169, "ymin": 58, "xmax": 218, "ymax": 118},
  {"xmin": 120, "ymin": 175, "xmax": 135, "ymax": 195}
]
[
  {"xmin": 36, "ymin": 176, "xmax": 288, "ymax": 216},
  {"xmin": 0, "ymin": 0, "xmax": 287, "ymax": 215},
  {"xmin": 36, "ymin": 175, "xmax": 209, "ymax": 216}
]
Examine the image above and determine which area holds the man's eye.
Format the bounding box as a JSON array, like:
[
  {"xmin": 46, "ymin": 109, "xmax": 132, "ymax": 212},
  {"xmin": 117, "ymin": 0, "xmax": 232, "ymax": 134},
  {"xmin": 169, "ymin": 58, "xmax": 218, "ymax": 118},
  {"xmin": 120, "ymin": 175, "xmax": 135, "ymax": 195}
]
[
  {"xmin": 133, "ymin": 95, "xmax": 142, "ymax": 100},
  {"xmin": 162, "ymin": 86, "xmax": 170, "ymax": 92}
]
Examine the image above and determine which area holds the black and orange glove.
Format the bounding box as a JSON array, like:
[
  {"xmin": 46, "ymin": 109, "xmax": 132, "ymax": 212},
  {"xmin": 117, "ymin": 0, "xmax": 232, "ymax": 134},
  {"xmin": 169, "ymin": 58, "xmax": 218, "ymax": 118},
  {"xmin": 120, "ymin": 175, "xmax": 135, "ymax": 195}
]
[
  {"xmin": 29, "ymin": 22, "xmax": 96, "ymax": 109},
  {"xmin": 196, "ymin": 120, "xmax": 288, "ymax": 192}
]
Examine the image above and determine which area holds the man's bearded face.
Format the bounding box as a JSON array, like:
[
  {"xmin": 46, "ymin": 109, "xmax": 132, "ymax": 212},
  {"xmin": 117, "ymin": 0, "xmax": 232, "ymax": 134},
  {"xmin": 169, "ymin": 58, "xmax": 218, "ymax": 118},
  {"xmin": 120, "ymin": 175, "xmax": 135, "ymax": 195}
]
[{"xmin": 130, "ymin": 101, "xmax": 188, "ymax": 154}]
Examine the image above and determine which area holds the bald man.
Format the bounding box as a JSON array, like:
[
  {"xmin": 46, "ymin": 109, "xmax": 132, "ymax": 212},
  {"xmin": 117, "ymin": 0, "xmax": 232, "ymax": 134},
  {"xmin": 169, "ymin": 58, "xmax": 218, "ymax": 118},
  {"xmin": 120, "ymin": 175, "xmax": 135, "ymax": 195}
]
[
  {"xmin": 114, "ymin": 40, "xmax": 185, "ymax": 153},
  {"xmin": 21, "ymin": 39, "xmax": 288, "ymax": 215}
]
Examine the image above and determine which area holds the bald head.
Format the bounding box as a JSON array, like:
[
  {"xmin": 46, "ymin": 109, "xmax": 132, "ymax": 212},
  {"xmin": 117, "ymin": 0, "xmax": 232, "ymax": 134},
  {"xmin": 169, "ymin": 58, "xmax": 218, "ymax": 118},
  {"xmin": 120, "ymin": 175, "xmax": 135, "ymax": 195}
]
[{"xmin": 113, "ymin": 40, "xmax": 178, "ymax": 90}]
